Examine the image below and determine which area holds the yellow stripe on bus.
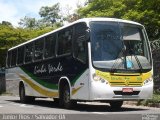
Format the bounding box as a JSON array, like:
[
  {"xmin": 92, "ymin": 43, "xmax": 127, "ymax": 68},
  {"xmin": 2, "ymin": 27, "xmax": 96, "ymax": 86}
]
[
  {"xmin": 72, "ymin": 86, "xmax": 82, "ymax": 95},
  {"xmin": 18, "ymin": 74, "xmax": 58, "ymax": 97},
  {"xmin": 18, "ymin": 74, "xmax": 82, "ymax": 97}
]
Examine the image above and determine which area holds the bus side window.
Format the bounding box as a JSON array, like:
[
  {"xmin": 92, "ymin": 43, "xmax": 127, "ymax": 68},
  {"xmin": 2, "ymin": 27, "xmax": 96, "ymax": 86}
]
[
  {"xmin": 58, "ymin": 28, "xmax": 72, "ymax": 55},
  {"xmin": 7, "ymin": 51, "xmax": 12, "ymax": 68},
  {"xmin": 44, "ymin": 34, "xmax": 56, "ymax": 58},
  {"xmin": 11, "ymin": 49, "xmax": 17, "ymax": 67},
  {"xmin": 35, "ymin": 38, "xmax": 44, "ymax": 60},
  {"xmin": 76, "ymin": 39, "xmax": 86, "ymax": 63},
  {"xmin": 17, "ymin": 46, "xmax": 24, "ymax": 65},
  {"xmin": 74, "ymin": 23, "xmax": 87, "ymax": 63},
  {"xmin": 25, "ymin": 42, "xmax": 34, "ymax": 63}
]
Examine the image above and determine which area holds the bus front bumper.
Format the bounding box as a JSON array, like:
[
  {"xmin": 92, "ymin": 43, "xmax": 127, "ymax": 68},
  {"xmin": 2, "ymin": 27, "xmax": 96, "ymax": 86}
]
[{"xmin": 90, "ymin": 81, "xmax": 153, "ymax": 101}]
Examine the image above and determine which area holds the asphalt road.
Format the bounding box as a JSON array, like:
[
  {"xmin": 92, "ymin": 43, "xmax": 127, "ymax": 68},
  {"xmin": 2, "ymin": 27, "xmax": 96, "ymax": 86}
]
[{"xmin": 0, "ymin": 95, "xmax": 160, "ymax": 120}]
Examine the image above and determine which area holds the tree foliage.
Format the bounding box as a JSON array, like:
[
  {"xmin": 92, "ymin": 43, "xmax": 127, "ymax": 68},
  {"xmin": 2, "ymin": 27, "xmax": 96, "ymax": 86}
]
[
  {"xmin": 19, "ymin": 3, "xmax": 63, "ymax": 29},
  {"xmin": 19, "ymin": 16, "xmax": 38, "ymax": 29},
  {"xmin": 78, "ymin": 0, "xmax": 160, "ymax": 40},
  {"xmin": 39, "ymin": 3, "xmax": 61, "ymax": 24}
]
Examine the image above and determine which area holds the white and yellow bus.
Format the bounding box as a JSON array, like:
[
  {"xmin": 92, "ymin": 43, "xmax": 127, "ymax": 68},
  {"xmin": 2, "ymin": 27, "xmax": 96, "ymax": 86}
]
[{"xmin": 6, "ymin": 18, "xmax": 153, "ymax": 109}]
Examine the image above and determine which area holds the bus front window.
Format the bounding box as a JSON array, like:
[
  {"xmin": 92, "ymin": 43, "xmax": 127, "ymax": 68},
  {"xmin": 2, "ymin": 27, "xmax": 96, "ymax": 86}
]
[
  {"xmin": 90, "ymin": 21, "xmax": 123, "ymax": 61},
  {"xmin": 90, "ymin": 21, "xmax": 152, "ymax": 72}
]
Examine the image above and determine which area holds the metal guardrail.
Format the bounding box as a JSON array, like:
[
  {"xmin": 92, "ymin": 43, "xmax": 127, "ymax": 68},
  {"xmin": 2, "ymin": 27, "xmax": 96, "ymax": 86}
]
[
  {"xmin": 150, "ymin": 39, "xmax": 160, "ymax": 90},
  {"xmin": 153, "ymin": 61, "xmax": 160, "ymax": 90},
  {"xmin": 150, "ymin": 39, "xmax": 160, "ymax": 52}
]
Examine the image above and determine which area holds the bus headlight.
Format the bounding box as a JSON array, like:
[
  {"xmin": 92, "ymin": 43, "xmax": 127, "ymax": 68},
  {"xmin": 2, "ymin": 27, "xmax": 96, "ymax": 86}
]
[
  {"xmin": 92, "ymin": 74, "xmax": 108, "ymax": 84},
  {"xmin": 143, "ymin": 78, "xmax": 153, "ymax": 86}
]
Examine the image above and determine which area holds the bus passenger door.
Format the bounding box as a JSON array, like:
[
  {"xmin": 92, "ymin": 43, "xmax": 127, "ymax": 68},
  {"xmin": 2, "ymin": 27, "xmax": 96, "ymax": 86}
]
[{"xmin": 72, "ymin": 23, "xmax": 89, "ymax": 100}]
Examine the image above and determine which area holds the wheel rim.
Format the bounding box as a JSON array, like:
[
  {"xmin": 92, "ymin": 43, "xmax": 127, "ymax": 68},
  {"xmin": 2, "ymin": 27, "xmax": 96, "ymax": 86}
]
[{"xmin": 64, "ymin": 88, "xmax": 70, "ymax": 104}]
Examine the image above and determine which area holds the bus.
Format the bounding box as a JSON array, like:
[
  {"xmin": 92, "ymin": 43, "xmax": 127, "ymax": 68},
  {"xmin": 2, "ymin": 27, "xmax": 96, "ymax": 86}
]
[{"xmin": 6, "ymin": 18, "xmax": 153, "ymax": 109}]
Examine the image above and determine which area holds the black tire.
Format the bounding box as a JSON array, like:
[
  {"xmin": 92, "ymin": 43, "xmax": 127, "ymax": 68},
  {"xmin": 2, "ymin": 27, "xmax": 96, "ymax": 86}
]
[
  {"xmin": 59, "ymin": 84, "xmax": 75, "ymax": 109},
  {"xmin": 19, "ymin": 84, "xmax": 35, "ymax": 103},
  {"xmin": 110, "ymin": 101, "xmax": 123, "ymax": 109},
  {"xmin": 19, "ymin": 84, "xmax": 27, "ymax": 103}
]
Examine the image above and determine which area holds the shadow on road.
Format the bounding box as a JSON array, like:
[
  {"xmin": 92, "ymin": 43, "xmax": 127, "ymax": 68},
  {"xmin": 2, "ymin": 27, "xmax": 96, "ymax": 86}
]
[{"xmin": 6, "ymin": 99, "xmax": 149, "ymax": 113}]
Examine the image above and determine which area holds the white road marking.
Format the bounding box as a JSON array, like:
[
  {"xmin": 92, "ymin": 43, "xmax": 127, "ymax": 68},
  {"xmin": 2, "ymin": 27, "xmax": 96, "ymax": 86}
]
[
  {"xmin": 92, "ymin": 112, "xmax": 105, "ymax": 115},
  {"xmin": 0, "ymin": 105, "xmax": 3, "ymax": 107},
  {"xmin": 20, "ymin": 104, "xmax": 26, "ymax": 107},
  {"xmin": 9, "ymin": 102, "xmax": 18, "ymax": 105},
  {"xmin": 9, "ymin": 102, "xmax": 34, "ymax": 108},
  {"xmin": 20, "ymin": 104, "xmax": 34, "ymax": 108}
]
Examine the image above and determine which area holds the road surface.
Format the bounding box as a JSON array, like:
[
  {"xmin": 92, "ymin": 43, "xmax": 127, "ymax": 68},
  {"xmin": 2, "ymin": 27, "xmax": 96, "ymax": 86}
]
[{"xmin": 0, "ymin": 95, "xmax": 159, "ymax": 120}]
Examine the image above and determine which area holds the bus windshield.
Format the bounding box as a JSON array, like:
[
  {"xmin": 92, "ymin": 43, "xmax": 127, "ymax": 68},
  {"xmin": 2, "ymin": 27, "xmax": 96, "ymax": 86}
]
[{"xmin": 90, "ymin": 21, "xmax": 152, "ymax": 72}]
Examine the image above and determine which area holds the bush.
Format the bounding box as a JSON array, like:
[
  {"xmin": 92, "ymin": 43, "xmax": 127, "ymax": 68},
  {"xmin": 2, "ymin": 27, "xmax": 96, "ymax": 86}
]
[{"xmin": 137, "ymin": 91, "xmax": 160, "ymax": 106}]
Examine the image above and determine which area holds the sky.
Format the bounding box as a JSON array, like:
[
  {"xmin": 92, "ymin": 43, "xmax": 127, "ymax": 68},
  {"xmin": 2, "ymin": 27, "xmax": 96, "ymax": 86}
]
[{"xmin": 0, "ymin": 0, "xmax": 86, "ymax": 26}]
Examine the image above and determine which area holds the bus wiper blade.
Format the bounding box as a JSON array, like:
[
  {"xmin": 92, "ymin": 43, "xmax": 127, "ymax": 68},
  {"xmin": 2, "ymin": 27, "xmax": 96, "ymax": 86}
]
[
  {"xmin": 134, "ymin": 55, "xmax": 143, "ymax": 73},
  {"xmin": 111, "ymin": 47, "xmax": 143, "ymax": 73},
  {"xmin": 111, "ymin": 47, "xmax": 125, "ymax": 73},
  {"xmin": 129, "ymin": 48, "xmax": 143, "ymax": 73}
]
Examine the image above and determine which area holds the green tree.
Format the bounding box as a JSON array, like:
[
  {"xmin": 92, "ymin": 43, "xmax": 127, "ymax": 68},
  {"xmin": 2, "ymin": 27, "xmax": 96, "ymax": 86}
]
[
  {"xmin": 1, "ymin": 21, "xmax": 12, "ymax": 27},
  {"xmin": 122, "ymin": 0, "xmax": 160, "ymax": 40},
  {"xmin": 18, "ymin": 3, "xmax": 63, "ymax": 29},
  {"xmin": 78, "ymin": 0, "xmax": 127, "ymax": 22},
  {"xmin": 18, "ymin": 16, "xmax": 38, "ymax": 29},
  {"xmin": 39, "ymin": 3, "xmax": 61, "ymax": 24}
]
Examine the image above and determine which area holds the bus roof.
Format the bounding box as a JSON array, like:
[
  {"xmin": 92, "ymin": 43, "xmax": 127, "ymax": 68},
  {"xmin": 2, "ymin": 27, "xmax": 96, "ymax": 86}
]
[{"xmin": 9, "ymin": 18, "xmax": 143, "ymax": 51}]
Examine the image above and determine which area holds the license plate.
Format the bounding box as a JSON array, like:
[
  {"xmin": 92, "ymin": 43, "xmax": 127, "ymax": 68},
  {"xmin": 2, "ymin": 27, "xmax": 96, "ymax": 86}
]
[{"xmin": 122, "ymin": 88, "xmax": 133, "ymax": 93}]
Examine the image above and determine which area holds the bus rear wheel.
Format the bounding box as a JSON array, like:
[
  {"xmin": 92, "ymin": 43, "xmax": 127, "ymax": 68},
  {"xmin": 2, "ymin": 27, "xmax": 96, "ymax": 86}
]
[
  {"xmin": 109, "ymin": 101, "xmax": 123, "ymax": 109},
  {"xmin": 19, "ymin": 84, "xmax": 35, "ymax": 103}
]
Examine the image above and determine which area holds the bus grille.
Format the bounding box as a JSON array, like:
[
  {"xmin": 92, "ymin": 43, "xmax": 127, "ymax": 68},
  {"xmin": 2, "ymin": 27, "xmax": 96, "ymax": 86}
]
[
  {"xmin": 114, "ymin": 91, "xmax": 140, "ymax": 95},
  {"xmin": 109, "ymin": 82, "xmax": 142, "ymax": 86}
]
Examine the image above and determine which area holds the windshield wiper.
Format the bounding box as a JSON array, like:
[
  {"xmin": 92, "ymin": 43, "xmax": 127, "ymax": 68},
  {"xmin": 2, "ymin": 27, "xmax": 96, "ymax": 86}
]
[
  {"xmin": 111, "ymin": 47, "xmax": 126, "ymax": 73},
  {"xmin": 123, "ymin": 40, "xmax": 143, "ymax": 73},
  {"xmin": 111, "ymin": 43, "xmax": 144, "ymax": 73},
  {"xmin": 129, "ymin": 48, "xmax": 143, "ymax": 73}
]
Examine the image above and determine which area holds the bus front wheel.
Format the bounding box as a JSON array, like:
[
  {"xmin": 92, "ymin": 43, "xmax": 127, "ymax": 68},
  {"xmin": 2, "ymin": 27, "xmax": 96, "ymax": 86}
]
[
  {"xmin": 109, "ymin": 101, "xmax": 123, "ymax": 109},
  {"xmin": 59, "ymin": 84, "xmax": 75, "ymax": 109}
]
